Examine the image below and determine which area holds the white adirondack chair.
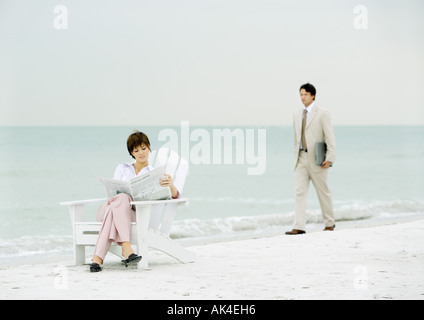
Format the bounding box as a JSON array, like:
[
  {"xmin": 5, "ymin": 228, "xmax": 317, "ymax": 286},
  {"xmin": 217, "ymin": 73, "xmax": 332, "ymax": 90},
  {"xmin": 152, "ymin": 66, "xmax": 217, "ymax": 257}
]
[{"xmin": 60, "ymin": 148, "xmax": 196, "ymax": 269}]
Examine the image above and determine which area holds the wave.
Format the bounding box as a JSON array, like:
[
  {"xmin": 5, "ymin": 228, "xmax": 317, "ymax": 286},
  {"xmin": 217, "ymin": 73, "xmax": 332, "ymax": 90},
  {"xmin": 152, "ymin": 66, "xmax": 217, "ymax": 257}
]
[
  {"xmin": 170, "ymin": 199, "xmax": 424, "ymax": 239},
  {"xmin": 0, "ymin": 235, "xmax": 73, "ymax": 263},
  {"xmin": 335, "ymin": 199, "xmax": 424, "ymax": 220}
]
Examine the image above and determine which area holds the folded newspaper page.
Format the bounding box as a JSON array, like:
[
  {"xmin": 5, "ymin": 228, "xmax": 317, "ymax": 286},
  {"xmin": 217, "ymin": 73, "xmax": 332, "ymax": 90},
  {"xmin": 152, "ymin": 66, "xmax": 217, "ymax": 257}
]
[{"xmin": 97, "ymin": 166, "xmax": 172, "ymax": 201}]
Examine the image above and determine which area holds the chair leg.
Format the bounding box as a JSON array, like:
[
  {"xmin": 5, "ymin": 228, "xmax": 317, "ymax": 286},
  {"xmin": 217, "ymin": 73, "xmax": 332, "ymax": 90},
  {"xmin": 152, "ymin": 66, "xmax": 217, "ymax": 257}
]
[
  {"xmin": 75, "ymin": 245, "xmax": 86, "ymax": 265},
  {"xmin": 134, "ymin": 204, "xmax": 153, "ymax": 269},
  {"xmin": 148, "ymin": 231, "xmax": 196, "ymax": 264}
]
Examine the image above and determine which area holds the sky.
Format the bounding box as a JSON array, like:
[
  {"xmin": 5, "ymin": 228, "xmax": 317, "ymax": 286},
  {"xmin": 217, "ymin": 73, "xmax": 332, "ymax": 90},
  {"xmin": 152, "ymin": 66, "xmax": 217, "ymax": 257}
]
[{"xmin": 0, "ymin": 0, "xmax": 423, "ymax": 126}]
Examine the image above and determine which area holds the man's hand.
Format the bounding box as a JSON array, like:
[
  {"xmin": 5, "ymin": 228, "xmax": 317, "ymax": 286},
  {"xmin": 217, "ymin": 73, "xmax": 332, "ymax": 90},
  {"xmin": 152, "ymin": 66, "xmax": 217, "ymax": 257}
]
[{"xmin": 321, "ymin": 160, "xmax": 332, "ymax": 169}]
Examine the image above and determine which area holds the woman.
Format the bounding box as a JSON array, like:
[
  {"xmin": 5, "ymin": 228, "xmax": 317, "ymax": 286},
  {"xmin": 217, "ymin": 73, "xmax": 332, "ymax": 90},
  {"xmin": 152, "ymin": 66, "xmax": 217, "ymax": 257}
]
[{"xmin": 90, "ymin": 130, "xmax": 180, "ymax": 272}]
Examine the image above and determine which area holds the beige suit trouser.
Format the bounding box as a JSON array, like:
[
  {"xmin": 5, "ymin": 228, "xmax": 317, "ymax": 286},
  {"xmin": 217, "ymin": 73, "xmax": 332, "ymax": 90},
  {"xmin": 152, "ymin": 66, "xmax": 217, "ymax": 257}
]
[{"xmin": 294, "ymin": 151, "xmax": 335, "ymax": 230}]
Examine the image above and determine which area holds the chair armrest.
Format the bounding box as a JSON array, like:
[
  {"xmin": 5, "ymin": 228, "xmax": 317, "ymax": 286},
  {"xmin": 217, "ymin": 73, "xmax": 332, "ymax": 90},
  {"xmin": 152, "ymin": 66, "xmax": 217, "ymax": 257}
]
[
  {"xmin": 60, "ymin": 198, "xmax": 107, "ymax": 206},
  {"xmin": 131, "ymin": 198, "xmax": 189, "ymax": 207},
  {"xmin": 60, "ymin": 197, "xmax": 188, "ymax": 207},
  {"xmin": 60, "ymin": 198, "xmax": 107, "ymax": 222}
]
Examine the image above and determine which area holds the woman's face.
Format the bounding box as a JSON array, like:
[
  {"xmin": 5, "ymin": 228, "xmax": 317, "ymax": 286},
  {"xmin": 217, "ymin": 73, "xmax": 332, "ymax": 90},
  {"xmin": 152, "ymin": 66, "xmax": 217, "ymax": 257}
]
[{"xmin": 131, "ymin": 144, "xmax": 150, "ymax": 163}]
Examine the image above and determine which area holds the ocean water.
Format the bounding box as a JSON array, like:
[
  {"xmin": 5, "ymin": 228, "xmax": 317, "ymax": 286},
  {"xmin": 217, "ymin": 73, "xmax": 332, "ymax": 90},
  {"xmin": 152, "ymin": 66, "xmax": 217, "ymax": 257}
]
[{"xmin": 1, "ymin": 125, "xmax": 423, "ymax": 264}]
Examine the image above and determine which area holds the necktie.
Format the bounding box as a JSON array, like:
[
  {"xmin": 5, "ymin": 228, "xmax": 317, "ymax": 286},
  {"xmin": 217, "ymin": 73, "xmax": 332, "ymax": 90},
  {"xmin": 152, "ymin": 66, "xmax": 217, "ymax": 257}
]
[{"xmin": 301, "ymin": 109, "xmax": 307, "ymax": 151}]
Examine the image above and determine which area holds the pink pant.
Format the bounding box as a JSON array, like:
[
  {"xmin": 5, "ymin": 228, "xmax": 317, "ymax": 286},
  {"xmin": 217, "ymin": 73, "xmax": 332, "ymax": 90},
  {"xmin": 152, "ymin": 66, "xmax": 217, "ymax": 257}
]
[{"xmin": 93, "ymin": 193, "xmax": 136, "ymax": 261}]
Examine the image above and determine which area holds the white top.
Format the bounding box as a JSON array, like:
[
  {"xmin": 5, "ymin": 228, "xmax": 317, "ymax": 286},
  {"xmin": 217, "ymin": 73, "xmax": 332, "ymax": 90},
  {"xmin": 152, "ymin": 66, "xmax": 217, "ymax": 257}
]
[{"xmin": 113, "ymin": 162, "xmax": 155, "ymax": 182}]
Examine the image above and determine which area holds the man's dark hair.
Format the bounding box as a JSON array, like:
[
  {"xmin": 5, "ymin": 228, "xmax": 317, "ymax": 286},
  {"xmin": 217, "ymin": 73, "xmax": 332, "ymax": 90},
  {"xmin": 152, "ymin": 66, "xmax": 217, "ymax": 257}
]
[{"xmin": 299, "ymin": 83, "xmax": 316, "ymax": 100}]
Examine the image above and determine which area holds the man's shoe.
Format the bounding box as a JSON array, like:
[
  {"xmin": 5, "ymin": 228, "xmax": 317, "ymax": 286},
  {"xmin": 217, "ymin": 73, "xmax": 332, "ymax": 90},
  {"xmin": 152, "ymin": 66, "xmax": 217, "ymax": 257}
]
[
  {"xmin": 285, "ymin": 229, "xmax": 306, "ymax": 235},
  {"xmin": 323, "ymin": 225, "xmax": 336, "ymax": 231}
]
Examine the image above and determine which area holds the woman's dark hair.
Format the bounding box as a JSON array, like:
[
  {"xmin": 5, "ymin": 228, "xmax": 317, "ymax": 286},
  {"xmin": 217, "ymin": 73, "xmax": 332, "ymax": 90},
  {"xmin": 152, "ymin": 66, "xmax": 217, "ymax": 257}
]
[
  {"xmin": 299, "ymin": 83, "xmax": 316, "ymax": 100},
  {"xmin": 127, "ymin": 130, "xmax": 151, "ymax": 159}
]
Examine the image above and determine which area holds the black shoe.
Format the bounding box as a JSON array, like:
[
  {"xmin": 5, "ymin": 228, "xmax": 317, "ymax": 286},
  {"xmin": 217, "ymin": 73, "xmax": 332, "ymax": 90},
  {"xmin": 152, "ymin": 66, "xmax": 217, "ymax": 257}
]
[
  {"xmin": 89, "ymin": 263, "xmax": 102, "ymax": 272},
  {"xmin": 121, "ymin": 253, "xmax": 142, "ymax": 267},
  {"xmin": 323, "ymin": 225, "xmax": 336, "ymax": 231},
  {"xmin": 285, "ymin": 229, "xmax": 306, "ymax": 235}
]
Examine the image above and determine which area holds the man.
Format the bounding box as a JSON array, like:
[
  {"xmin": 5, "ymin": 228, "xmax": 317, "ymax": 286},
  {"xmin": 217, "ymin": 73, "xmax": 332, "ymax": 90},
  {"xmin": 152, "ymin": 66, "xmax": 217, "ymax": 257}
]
[{"xmin": 286, "ymin": 83, "xmax": 336, "ymax": 235}]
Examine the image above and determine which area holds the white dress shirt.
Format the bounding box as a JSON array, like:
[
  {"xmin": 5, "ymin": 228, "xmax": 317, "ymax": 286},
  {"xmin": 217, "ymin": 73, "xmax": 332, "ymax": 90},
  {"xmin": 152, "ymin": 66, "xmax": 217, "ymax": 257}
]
[
  {"xmin": 303, "ymin": 101, "xmax": 315, "ymax": 121},
  {"xmin": 113, "ymin": 162, "xmax": 155, "ymax": 182}
]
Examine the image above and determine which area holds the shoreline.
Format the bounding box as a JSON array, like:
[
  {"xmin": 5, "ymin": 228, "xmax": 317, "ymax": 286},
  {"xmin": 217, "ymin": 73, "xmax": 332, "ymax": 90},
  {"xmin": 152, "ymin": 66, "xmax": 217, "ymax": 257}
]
[{"xmin": 1, "ymin": 217, "xmax": 424, "ymax": 300}]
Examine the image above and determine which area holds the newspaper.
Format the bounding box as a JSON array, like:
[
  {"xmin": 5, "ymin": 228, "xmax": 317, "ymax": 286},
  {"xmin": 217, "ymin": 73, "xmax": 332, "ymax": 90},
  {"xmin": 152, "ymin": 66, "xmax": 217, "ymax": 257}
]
[{"xmin": 97, "ymin": 166, "xmax": 172, "ymax": 201}]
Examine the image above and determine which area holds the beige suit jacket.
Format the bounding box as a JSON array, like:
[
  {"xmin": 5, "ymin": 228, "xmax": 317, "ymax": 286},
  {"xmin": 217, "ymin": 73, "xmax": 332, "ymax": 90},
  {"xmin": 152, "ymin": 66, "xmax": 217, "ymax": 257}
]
[{"xmin": 293, "ymin": 104, "xmax": 336, "ymax": 171}]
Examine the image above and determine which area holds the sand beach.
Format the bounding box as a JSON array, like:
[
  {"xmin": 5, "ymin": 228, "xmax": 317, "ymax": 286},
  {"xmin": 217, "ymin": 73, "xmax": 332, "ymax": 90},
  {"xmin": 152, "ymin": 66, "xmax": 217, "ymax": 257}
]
[{"xmin": 1, "ymin": 219, "xmax": 423, "ymax": 300}]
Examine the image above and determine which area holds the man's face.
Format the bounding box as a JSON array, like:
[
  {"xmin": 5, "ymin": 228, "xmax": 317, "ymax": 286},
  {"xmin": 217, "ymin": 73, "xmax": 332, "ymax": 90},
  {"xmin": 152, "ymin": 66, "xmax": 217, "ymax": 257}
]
[{"xmin": 300, "ymin": 89, "xmax": 315, "ymax": 107}]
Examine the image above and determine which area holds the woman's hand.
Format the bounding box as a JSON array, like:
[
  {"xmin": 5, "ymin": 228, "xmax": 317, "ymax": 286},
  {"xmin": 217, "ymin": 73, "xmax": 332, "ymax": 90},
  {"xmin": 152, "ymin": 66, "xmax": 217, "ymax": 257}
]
[{"xmin": 160, "ymin": 174, "xmax": 179, "ymax": 198}]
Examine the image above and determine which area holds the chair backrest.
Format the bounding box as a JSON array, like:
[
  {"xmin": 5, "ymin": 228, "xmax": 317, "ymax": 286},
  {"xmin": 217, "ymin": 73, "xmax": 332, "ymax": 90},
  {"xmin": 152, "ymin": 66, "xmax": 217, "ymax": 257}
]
[
  {"xmin": 149, "ymin": 148, "xmax": 189, "ymax": 195},
  {"xmin": 148, "ymin": 148, "xmax": 189, "ymax": 235}
]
